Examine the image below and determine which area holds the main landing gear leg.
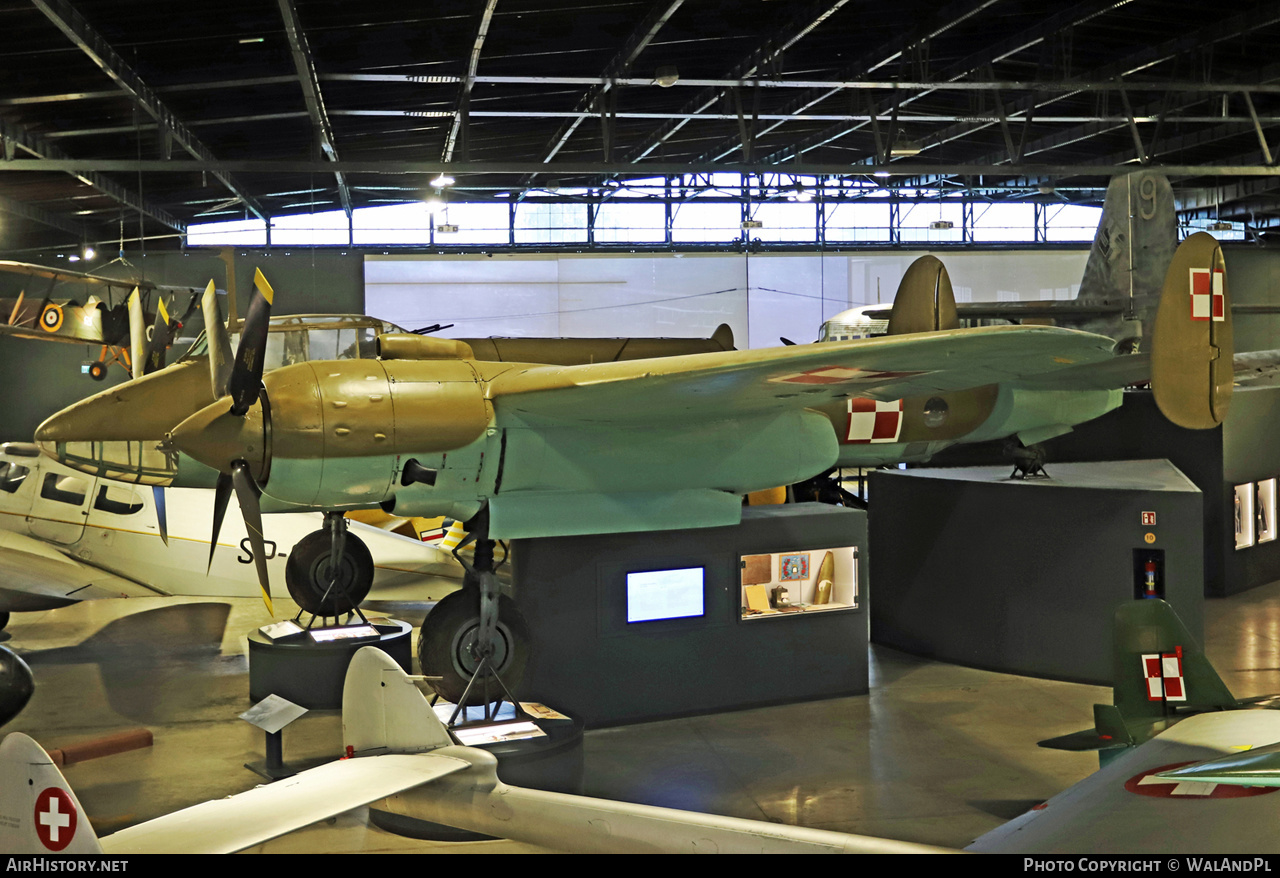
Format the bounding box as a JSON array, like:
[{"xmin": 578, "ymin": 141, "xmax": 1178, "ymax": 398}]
[
  {"xmin": 284, "ymin": 511, "xmax": 375, "ymax": 622},
  {"xmin": 418, "ymin": 508, "xmax": 528, "ymax": 707}
]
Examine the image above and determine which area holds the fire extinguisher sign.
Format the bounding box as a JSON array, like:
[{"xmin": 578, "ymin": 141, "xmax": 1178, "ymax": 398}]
[{"xmin": 1141, "ymin": 511, "xmax": 1157, "ymax": 526}]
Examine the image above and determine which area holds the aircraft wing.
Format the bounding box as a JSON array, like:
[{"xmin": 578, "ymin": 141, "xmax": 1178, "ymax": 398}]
[
  {"xmin": 489, "ymin": 324, "xmax": 1118, "ymax": 424},
  {"xmin": 100, "ymin": 752, "xmax": 472, "ymax": 854},
  {"xmin": 969, "ymin": 710, "xmax": 1280, "ymax": 854},
  {"xmin": 0, "ymin": 531, "xmax": 166, "ymax": 612}
]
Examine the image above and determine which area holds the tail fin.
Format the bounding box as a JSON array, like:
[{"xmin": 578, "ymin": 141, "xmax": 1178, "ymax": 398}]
[
  {"xmin": 1078, "ymin": 171, "xmax": 1178, "ymax": 308},
  {"xmin": 342, "ymin": 646, "xmax": 453, "ymax": 756},
  {"xmin": 1151, "ymin": 232, "xmax": 1233, "ymax": 429},
  {"xmin": 886, "ymin": 255, "xmax": 958, "ymax": 335},
  {"xmin": 0, "ymin": 733, "xmax": 104, "ymax": 853},
  {"xmin": 1112, "ymin": 599, "xmax": 1238, "ymax": 722}
]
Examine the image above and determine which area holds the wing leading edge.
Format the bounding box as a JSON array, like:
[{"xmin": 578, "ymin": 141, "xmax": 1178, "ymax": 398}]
[
  {"xmin": 100, "ymin": 752, "xmax": 472, "ymax": 854},
  {"xmin": 488, "ymin": 324, "xmax": 1119, "ymax": 426}
]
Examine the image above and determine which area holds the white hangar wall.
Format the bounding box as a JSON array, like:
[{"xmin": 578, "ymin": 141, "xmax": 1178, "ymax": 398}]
[{"xmin": 366, "ymin": 249, "xmax": 1093, "ymax": 349}]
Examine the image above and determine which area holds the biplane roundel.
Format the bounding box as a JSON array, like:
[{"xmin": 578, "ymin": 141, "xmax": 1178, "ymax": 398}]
[{"xmin": 38, "ymin": 304, "xmax": 63, "ymax": 334}]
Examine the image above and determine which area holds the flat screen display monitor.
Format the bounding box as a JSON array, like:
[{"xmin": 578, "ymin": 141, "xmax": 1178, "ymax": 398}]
[{"xmin": 626, "ymin": 567, "xmax": 705, "ymax": 623}]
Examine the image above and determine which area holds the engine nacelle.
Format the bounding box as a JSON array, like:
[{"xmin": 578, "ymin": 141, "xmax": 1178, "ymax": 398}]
[{"xmin": 255, "ymin": 359, "xmax": 492, "ymax": 508}]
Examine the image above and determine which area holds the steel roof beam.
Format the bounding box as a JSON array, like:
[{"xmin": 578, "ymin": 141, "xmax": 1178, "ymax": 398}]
[
  {"xmin": 277, "ymin": 0, "xmax": 351, "ymax": 217},
  {"xmin": 29, "ymin": 0, "xmax": 268, "ymax": 223},
  {"xmin": 443, "ymin": 0, "xmax": 500, "ymax": 162},
  {"xmin": 694, "ymin": 0, "xmax": 1003, "ymax": 164},
  {"xmin": 2, "ymin": 158, "xmax": 1278, "ymax": 178},
  {"xmin": 537, "ymin": 0, "xmax": 685, "ymax": 166},
  {"xmin": 0, "ymin": 116, "xmax": 185, "ymax": 231},
  {"xmin": 623, "ymin": 0, "xmax": 853, "ymax": 163},
  {"xmin": 757, "ymin": 0, "xmax": 1133, "ymax": 165},
  {"xmin": 0, "ymin": 191, "xmax": 86, "ymax": 238},
  {"xmin": 864, "ymin": 7, "xmax": 1280, "ymax": 187}
]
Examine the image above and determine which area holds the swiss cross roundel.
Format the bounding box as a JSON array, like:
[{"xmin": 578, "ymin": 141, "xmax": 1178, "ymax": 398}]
[
  {"xmin": 34, "ymin": 787, "xmax": 78, "ymax": 851},
  {"xmin": 1124, "ymin": 762, "xmax": 1279, "ymax": 799}
]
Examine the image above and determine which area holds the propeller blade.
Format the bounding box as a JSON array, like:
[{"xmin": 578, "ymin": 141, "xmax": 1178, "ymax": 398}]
[
  {"xmin": 232, "ymin": 460, "xmax": 274, "ymax": 617},
  {"xmin": 127, "ymin": 287, "xmax": 145, "ymax": 380},
  {"xmin": 142, "ymin": 295, "xmax": 172, "ymax": 376},
  {"xmin": 227, "ymin": 268, "xmax": 274, "ymax": 416},
  {"xmin": 208, "ymin": 471, "xmax": 233, "ymax": 573},
  {"xmin": 201, "ymin": 279, "xmax": 233, "ymax": 399},
  {"xmin": 152, "ymin": 486, "xmax": 168, "ymax": 546}
]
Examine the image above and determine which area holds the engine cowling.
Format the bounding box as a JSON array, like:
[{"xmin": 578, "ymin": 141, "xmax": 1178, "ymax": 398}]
[{"xmin": 171, "ymin": 358, "xmax": 493, "ymax": 509}]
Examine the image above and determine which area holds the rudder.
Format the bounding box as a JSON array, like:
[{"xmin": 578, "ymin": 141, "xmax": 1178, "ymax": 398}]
[
  {"xmin": 342, "ymin": 645, "xmax": 453, "ymax": 756},
  {"xmin": 0, "ymin": 732, "xmax": 103, "ymax": 854},
  {"xmin": 1112, "ymin": 598, "xmax": 1237, "ymax": 722},
  {"xmin": 1151, "ymin": 232, "xmax": 1233, "ymax": 429},
  {"xmin": 886, "ymin": 255, "xmax": 958, "ymax": 335}
]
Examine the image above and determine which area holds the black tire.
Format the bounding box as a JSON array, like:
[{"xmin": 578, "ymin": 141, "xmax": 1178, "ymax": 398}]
[
  {"xmin": 88, "ymin": 361, "xmax": 108, "ymax": 381},
  {"xmin": 418, "ymin": 589, "xmax": 529, "ymax": 705},
  {"xmin": 284, "ymin": 530, "xmax": 374, "ymax": 616}
]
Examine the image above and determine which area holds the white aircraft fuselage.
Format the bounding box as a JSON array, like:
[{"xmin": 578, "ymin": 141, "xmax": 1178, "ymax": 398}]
[{"xmin": 0, "ymin": 442, "xmax": 459, "ymax": 616}]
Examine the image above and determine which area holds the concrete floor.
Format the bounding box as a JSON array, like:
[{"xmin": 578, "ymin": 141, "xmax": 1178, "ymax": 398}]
[{"xmin": 5, "ymin": 581, "xmax": 1279, "ymax": 854}]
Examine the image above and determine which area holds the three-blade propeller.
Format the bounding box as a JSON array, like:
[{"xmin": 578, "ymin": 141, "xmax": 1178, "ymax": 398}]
[{"xmin": 200, "ymin": 269, "xmax": 276, "ymax": 616}]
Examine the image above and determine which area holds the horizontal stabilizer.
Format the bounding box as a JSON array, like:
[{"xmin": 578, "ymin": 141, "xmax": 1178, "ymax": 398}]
[{"xmin": 1038, "ymin": 705, "xmax": 1134, "ymax": 752}]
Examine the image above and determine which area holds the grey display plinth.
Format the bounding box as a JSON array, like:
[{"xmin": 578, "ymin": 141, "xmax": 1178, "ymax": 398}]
[
  {"xmin": 248, "ymin": 621, "xmax": 412, "ymax": 709},
  {"xmin": 513, "ymin": 503, "xmax": 868, "ymax": 727},
  {"xmin": 869, "ymin": 460, "xmax": 1203, "ymax": 686}
]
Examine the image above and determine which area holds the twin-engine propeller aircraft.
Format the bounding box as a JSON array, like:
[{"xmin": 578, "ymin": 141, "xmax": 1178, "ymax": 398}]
[
  {"xmin": 0, "ymin": 260, "xmax": 200, "ymax": 380},
  {"xmin": 0, "ymin": 440, "xmax": 460, "ymax": 629},
  {"xmin": 0, "ymin": 644, "xmax": 945, "ymax": 854},
  {"xmin": 32, "ymin": 171, "xmax": 1231, "ymax": 703}
]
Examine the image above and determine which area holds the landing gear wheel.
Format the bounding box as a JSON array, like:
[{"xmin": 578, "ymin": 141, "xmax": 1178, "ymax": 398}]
[
  {"xmin": 419, "ymin": 589, "xmax": 529, "ymax": 706},
  {"xmin": 284, "ymin": 530, "xmax": 374, "ymax": 616},
  {"xmin": 87, "ymin": 361, "xmax": 107, "ymax": 381}
]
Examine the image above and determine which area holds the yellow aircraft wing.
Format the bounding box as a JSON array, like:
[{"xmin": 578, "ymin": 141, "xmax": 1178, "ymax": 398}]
[{"xmin": 488, "ymin": 324, "xmax": 1118, "ymax": 424}]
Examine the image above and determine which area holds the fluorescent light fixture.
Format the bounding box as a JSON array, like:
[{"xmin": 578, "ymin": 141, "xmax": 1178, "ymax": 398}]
[
  {"xmin": 430, "ymin": 174, "xmax": 455, "ymax": 188},
  {"xmin": 67, "ymin": 254, "xmax": 80, "ymax": 262},
  {"xmin": 890, "ymin": 142, "xmax": 922, "ymax": 157},
  {"xmin": 238, "ymin": 37, "xmax": 265, "ymax": 44},
  {"xmin": 82, "ymin": 246, "xmax": 95, "ymax": 260},
  {"xmin": 872, "ymin": 171, "xmax": 890, "ymax": 178}
]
